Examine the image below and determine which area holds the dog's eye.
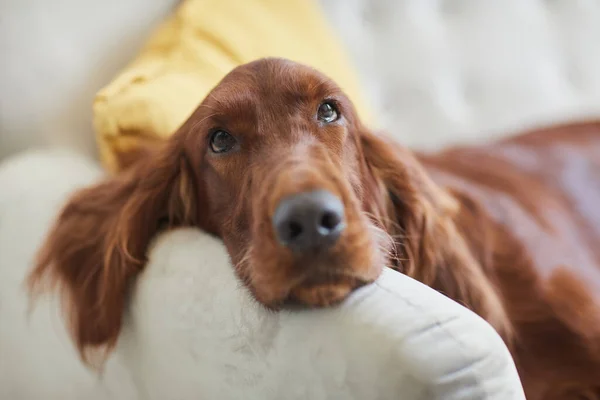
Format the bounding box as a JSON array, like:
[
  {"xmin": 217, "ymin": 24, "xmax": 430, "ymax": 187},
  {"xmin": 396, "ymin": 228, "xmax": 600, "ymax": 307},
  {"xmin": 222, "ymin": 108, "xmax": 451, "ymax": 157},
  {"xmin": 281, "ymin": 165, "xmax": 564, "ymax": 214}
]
[
  {"xmin": 209, "ymin": 130, "xmax": 237, "ymax": 153},
  {"xmin": 317, "ymin": 101, "xmax": 339, "ymax": 123}
]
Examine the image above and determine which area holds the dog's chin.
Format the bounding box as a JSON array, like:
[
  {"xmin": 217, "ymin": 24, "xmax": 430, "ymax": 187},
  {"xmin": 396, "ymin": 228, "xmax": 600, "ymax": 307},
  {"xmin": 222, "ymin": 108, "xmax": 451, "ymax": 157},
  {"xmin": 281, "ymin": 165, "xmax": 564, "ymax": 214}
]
[
  {"xmin": 275, "ymin": 271, "xmax": 373, "ymax": 310},
  {"xmin": 249, "ymin": 268, "xmax": 378, "ymax": 311},
  {"xmin": 288, "ymin": 281, "xmax": 360, "ymax": 308}
]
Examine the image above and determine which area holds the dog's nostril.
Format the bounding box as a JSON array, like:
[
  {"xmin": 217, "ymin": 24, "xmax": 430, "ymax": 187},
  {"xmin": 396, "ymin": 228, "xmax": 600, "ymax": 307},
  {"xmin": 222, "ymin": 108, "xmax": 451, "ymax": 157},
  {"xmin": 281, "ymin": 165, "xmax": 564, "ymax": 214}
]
[
  {"xmin": 288, "ymin": 221, "xmax": 303, "ymax": 240},
  {"xmin": 320, "ymin": 210, "xmax": 342, "ymax": 232}
]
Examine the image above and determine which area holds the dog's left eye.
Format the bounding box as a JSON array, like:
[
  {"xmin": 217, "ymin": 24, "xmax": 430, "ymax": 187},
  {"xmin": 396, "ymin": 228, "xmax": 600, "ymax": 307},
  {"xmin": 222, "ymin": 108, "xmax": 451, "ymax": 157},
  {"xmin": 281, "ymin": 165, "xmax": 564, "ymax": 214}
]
[
  {"xmin": 210, "ymin": 130, "xmax": 237, "ymax": 153},
  {"xmin": 317, "ymin": 101, "xmax": 339, "ymax": 123}
]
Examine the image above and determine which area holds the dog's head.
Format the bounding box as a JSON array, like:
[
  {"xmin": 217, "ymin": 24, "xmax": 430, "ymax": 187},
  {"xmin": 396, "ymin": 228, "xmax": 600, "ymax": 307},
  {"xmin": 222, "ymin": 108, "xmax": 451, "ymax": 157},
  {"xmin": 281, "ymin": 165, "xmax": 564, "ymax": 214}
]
[{"xmin": 30, "ymin": 58, "xmax": 509, "ymax": 365}]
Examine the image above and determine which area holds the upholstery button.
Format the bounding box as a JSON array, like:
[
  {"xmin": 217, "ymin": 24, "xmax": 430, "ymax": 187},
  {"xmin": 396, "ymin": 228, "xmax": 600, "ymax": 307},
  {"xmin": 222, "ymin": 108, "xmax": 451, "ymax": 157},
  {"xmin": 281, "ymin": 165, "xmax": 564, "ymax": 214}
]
[
  {"xmin": 462, "ymin": 77, "xmax": 482, "ymax": 106},
  {"xmin": 361, "ymin": 0, "xmax": 393, "ymax": 27},
  {"xmin": 440, "ymin": 0, "xmax": 467, "ymax": 16}
]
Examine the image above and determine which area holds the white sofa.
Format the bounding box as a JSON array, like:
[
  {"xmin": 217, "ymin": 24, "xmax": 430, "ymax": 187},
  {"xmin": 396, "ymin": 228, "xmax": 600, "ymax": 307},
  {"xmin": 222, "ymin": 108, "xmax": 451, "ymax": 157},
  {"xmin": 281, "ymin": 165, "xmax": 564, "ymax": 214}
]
[{"xmin": 3, "ymin": 0, "xmax": 600, "ymax": 399}]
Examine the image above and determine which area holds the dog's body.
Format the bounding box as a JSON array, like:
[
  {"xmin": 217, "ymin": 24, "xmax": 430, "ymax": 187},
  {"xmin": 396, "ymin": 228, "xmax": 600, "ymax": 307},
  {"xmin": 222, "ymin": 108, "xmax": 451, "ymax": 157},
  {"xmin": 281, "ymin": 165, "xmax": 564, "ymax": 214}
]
[
  {"xmin": 420, "ymin": 124, "xmax": 600, "ymax": 398},
  {"xmin": 28, "ymin": 58, "xmax": 600, "ymax": 399}
]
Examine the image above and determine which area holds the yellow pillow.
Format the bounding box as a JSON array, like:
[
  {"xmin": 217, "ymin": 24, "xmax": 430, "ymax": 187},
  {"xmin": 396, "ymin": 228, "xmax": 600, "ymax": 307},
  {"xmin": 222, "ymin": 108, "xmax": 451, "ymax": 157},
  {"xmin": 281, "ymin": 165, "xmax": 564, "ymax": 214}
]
[{"xmin": 93, "ymin": 0, "xmax": 372, "ymax": 173}]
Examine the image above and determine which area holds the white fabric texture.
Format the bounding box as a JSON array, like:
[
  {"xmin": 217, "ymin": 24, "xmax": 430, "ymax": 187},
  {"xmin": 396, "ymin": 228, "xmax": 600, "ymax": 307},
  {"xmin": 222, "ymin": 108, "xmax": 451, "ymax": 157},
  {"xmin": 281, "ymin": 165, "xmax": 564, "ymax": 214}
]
[
  {"xmin": 0, "ymin": 150, "xmax": 525, "ymax": 399},
  {"xmin": 0, "ymin": 0, "xmax": 180, "ymax": 159},
  {"xmin": 319, "ymin": 0, "xmax": 600, "ymax": 148}
]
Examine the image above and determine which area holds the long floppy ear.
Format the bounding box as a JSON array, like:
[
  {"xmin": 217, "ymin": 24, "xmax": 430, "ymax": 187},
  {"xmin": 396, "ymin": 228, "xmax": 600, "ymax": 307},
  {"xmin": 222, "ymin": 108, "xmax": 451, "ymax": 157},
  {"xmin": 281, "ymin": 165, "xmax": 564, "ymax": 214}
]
[
  {"xmin": 27, "ymin": 137, "xmax": 200, "ymax": 366},
  {"xmin": 359, "ymin": 128, "xmax": 512, "ymax": 340}
]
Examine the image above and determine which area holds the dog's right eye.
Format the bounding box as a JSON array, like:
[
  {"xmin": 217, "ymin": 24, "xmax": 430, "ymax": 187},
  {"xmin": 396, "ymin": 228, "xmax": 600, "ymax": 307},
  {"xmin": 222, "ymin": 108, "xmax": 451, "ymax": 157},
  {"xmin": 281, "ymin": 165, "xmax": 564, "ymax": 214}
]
[{"xmin": 210, "ymin": 130, "xmax": 237, "ymax": 153}]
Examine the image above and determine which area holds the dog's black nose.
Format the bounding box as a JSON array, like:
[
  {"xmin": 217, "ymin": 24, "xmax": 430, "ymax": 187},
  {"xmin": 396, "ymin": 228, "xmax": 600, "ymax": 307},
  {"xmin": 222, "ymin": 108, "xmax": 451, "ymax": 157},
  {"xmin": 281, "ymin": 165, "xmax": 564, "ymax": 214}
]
[{"xmin": 273, "ymin": 190, "xmax": 345, "ymax": 253}]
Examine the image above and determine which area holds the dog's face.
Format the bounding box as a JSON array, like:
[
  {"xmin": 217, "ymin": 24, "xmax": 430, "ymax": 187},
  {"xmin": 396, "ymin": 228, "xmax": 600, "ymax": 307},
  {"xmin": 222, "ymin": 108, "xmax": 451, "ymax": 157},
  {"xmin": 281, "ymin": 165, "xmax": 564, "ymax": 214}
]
[{"xmin": 182, "ymin": 59, "xmax": 390, "ymax": 308}]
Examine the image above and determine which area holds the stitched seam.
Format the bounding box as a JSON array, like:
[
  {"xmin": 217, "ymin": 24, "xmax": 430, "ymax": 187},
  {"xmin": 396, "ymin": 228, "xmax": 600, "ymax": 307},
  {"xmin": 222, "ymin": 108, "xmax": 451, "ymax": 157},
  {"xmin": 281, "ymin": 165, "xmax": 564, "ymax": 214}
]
[{"xmin": 373, "ymin": 278, "xmax": 492, "ymax": 398}]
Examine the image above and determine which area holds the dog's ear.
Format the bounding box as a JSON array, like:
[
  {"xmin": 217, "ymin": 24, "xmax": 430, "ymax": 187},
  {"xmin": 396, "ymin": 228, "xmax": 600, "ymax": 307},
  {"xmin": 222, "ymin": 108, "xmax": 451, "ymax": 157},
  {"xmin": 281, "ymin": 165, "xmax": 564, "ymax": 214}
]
[
  {"xmin": 28, "ymin": 136, "xmax": 201, "ymax": 367},
  {"xmin": 359, "ymin": 128, "xmax": 512, "ymax": 339}
]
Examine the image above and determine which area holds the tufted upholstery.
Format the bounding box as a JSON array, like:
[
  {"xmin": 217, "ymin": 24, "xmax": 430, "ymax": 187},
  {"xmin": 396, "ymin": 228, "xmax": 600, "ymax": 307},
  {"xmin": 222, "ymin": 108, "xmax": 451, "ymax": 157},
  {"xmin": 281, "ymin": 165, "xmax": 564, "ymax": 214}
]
[{"xmin": 319, "ymin": 0, "xmax": 600, "ymax": 149}]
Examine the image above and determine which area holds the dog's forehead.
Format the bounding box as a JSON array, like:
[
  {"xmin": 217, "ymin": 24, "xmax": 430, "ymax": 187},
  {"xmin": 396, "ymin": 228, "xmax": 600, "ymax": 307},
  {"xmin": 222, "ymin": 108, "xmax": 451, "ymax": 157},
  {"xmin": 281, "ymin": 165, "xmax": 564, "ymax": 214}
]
[
  {"xmin": 194, "ymin": 59, "xmax": 346, "ymax": 139},
  {"xmin": 211, "ymin": 59, "xmax": 339, "ymax": 104}
]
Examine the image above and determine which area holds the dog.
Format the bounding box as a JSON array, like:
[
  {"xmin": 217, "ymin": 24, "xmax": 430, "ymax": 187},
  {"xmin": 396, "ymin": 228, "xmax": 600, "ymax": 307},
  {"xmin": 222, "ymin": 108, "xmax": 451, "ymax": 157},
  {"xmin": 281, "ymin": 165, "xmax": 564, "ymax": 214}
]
[{"xmin": 29, "ymin": 58, "xmax": 600, "ymax": 399}]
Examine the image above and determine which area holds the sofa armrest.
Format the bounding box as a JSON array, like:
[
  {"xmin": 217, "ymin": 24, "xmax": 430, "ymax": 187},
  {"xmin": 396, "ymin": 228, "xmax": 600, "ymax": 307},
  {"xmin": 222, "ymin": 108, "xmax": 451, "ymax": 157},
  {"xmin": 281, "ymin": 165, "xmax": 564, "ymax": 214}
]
[{"xmin": 0, "ymin": 149, "xmax": 525, "ymax": 400}]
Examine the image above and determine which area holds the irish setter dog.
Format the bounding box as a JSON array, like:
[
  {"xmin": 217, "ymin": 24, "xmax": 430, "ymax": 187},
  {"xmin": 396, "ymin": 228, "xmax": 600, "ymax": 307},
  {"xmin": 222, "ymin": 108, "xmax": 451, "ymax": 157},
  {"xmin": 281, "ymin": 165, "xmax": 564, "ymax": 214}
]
[{"xmin": 29, "ymin": 58, "xmax": 600, "ymax": 399}]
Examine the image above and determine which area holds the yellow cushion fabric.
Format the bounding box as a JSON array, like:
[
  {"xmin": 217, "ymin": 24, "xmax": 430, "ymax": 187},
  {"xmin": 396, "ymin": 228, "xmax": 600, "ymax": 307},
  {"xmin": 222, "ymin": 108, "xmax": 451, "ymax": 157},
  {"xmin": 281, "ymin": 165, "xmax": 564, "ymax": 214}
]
[{"xmin": 93, "ymin": 0, "xmax": 372, "ymax": 173}]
